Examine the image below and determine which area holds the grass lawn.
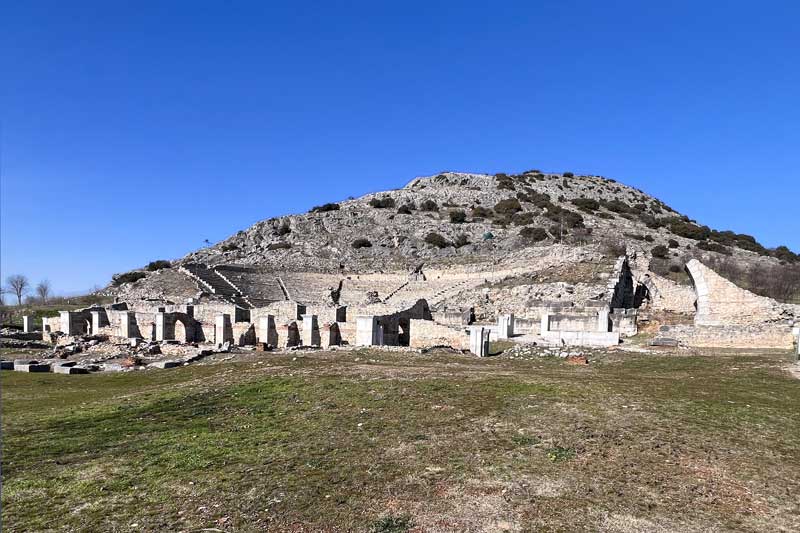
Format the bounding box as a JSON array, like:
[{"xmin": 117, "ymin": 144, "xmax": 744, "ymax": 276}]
[{"xmin": 2, "ymin": 349, "xmax": 800, "ymax": 532}]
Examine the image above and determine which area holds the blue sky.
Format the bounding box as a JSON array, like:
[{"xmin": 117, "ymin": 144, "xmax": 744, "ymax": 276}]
[{"xmin": 2, "ymin": 1, "xmax": 799, "ymax": 294}]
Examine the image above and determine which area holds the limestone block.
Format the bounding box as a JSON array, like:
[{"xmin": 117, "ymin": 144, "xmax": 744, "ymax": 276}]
[
  {"xmin": 215, "ymin": 314, "xmax": 233, "ymax": 346},
  {"xmin": 301, "ymin": 314, "xmax": 320, "ymax": 347}
]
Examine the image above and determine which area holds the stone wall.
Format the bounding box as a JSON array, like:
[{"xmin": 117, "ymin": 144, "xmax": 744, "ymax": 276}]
[
  {"xmin": 659, "ymin": 324, "xmax": 794, "ymax": 349},
  {"xmin": 686, "ymin": 259, "xmax": 798, "ymax": 327},
  {"xmin": 408, "ymin": 319, "xmax": 469, "ymax": 350},
  {"xmin": 643, "ymin": 274, "xmax": 696, "ymax": 314}
]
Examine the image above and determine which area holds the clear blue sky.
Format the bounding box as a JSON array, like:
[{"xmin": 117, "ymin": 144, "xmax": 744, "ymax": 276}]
[{"xmin": 2, "ymin": 1, "xmax": 798, "ymax": 294}]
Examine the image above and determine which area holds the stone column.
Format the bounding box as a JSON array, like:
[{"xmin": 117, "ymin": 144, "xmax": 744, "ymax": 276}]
[
  {"xmin": 540, "ymin": 313, "xmax": 550, "ymax": 335},
  {"xmin": 469, "ymin": 326, "xmax": 490, "ymax": 356},
  {"xmin": 22, "ymin": 316, "xmax": 34, "ymax": 333},
  {"xmin": 60, "ymin": 311, "xmax": 75, "ymax": 336},
  {"xmin": 356, "ymin": 316, "xmax": 379, "ymax": 346},
  {"xmin": 597, "ymin": 306, "xmax": 610, "ymax": 332},
  {"xmin": 258, "ymin": 315, "xmax": 278, "ymax": 347},
  {"xmin": 119, "ymin": 311, "xmax": 135, "ymax": 338},
  {"xmin": 90, "ymin": 311, "xmax": 103, "ymax": 335},
  {"xmin": 301, "ymin": 314, "xmax": 320, "ymax": 347},
  {"xmin": 155, "ymin": 312, "xmax": 167, "ymax": 341},
  {"xmin": 215, "ymin": 314, "xmax": 233, "ymax": 346}
]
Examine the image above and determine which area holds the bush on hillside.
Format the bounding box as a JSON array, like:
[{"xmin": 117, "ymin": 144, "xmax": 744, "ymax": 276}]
[
  {"xmin": 146, "ymin": 260, "xmax": 171, "ymax": 271},
  {"xmin": 352, "ymin": 238, "xmax": 372, "ymax": 249},
  {"xmin": 113, "ymin": 271, "xmax": 147, "ymax": 286},
  {"xmin": 420, "ymin": 199, "xmax": 438, "ymax": 212},
  {"xmin": 449, "ymin": 210, "xmax": 467, "ymax": 224},
  {"xmin": 311, "ymin": 203, "xmax": 340, "ymax": 213},
  {"xmin": 424, "ymin": 232, "xmax": 449, "ymax": 248},
  {"xmin": 571, "ymin": 198, "xmax": 600, "ymax": 212},
  {"xmin": 369, "ymin": 197, "xmax": 396, "ymax": 209},
  {"xmin": 652, "ymin": 245, "xmax": 669, "ymax": 259},
  {"xmin": 520, "ymin": 226, "xmax": 548, "ymax": 242},
  {"xmin": 494, "ymin": 198, "xmax": 523, "ymax": 215}
]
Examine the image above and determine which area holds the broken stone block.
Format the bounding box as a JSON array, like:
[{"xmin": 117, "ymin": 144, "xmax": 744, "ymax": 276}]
[
  {"xmin": 53, "ymin": 363, "xmax": 89, "ymax": 375},
  {"xmin": 649, "ymin": 337, "xmax": 679, "ymax": 347},
  {"xmin": 151, "ymin": 360, "xmax": 182, "ymax": 369},
  {"xmin": 14, "ymin": 361, "xmax": 51, "ymax": 372}
]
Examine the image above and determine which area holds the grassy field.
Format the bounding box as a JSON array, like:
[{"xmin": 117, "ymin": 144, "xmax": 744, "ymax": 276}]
[{"xmin": 2, "ymin": 349, "xmax": 800, "ymax": 532}]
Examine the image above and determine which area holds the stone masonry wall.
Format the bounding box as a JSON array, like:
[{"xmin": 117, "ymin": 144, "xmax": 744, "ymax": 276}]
[
  {"xmin": 686, "ymin": 259, "xmax": 797, "ymax": 327},
  {"xmin": 409, "ymin": 319, "xmax": 469, "ymax": 350}
]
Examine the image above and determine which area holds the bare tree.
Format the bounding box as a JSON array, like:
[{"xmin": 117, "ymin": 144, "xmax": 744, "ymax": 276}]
[
  {"xmin": 5, "ymin": 275, "xmax": 29, "ymax": 306},
  {"xmin": 36, "ymin": 280, "xmax": 52, "ymax": 304}
]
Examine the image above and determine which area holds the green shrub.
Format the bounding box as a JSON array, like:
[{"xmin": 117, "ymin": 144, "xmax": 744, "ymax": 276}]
[
  {"xmin": 652, "ymin": 245, "xmax": 669, "ymax": 258},
  {"xmin": 113, "ymin": 271, "xmax": 147, "ymax": 286},
  {"xmin": 601, "ymin": 199, "xmax": 635, "ymax": 214},
  {"xmin": 644, "ymin": 234, "xmax": 655, "ymax": 242},
  {"xmin": 424, "ymin": 232, "xmax": 449, "ymax": 248},
  {"xmin": 311, "ymin": 202, "xmax": 340, "ymax": 213},
  {"xmin": 277, "ymin": 223, "xmax": 291, "ymax": 236},
  {"xmin": 771, "ymin": 246, "xmax": 799, "ymax": 262},
  {"xmin": 668, "ymin": 239, "xmax": 679, "ymax": 248},
  {"xmin": 493, "ymin": 198, "xmax": 522, "ymax": 215},
  {"xmin": 562, "ymin": 172, "xmax": 574, "ymax": 178},
  {"xmin": 571, "ymin": 198, "xmax": 600, "ymax": 212},
  {"xmin": 221, "ymin": 243, "xmax": 239, "ymax": 252},
  {"xmin": 420, "ymin": 199, "xmax": 438, "ymax": 212},
  {"xmin": 669, "ymin": 219, "xmax": 711, "ymax": 240},
  {"xmin": 520, "ymin": 226, "xmax": 548, "ymax": 242},
  {"xmin": 696, "ymin": 240, "xmax": 731, "ymax": 255},
  {"xmin": 511, "ymin": 212, "xmax": 536, "ymax": 226},
  {"xmin": 454, "ymin": 234, "xmax": 470, "ymax": 248},
  {"xmin": 396, "ymin": 205, "xmax": 412, "ymax": 215},
  {"xmin": 267, "ymin": 242, "xmax": 292, "ymax": 250},
  {"xmin": 449, "ymin": 210, "xmax": 467, "ymax": 224},
  {"xmin": 146, "ymin": 260, "xmax": 171, "ymax": 271},
  {"xmin": 471, "ymin": 206, "xmax": 492, "ymax": 218},
  {"xmin": 352, "ymin": 238, "xmax": 372, "ymax": 249},
  {"xmin": 369, "ymin": 197, "xmax": 395, "ymax": 209}
]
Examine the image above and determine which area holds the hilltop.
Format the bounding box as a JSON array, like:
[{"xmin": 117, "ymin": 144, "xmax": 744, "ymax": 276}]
[{"xmin": 109, "ymin": 169, "xmax": 797, "ymax": 304}]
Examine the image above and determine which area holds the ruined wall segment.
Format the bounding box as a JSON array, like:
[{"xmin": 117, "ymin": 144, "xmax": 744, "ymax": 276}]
[{"xmin": 686, "ymin": 259, "xmax": 796, "ymax": 327}]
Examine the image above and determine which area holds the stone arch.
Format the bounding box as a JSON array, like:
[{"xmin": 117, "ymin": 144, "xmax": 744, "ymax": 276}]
[
  {"xmin": 684, "ymin": 259, "xmax": 707, "ymax": 316},
  {"xmin": 174, "ymin": 317, "xmax": 189, "ymax": 343}
]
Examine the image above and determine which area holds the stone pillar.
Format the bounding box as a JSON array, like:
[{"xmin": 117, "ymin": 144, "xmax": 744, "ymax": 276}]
[
  {"xmin": 119, "ymin": 311, "xmax": 135, "ymax": 338},
  {"xmin": 60, "ymin": 311, "xmax": 75, "ymax": 336},
  {"xmin": 155, "ymin": 312, "xmax": 167, "ymax": 341},
  {"xmin": 597, "ymin": 306, "xmax": 610, "ymax": 332},
  {"xmin": 301, "ymin": 314, "xmax": 320, "ymax": 347},
  {"xmin": 497, "ymin": 314, "xmax": 515, "ymax": 339},
  {"xmin": 258, "ymin": 315, "xmax": 278, "ymax": 347},
  {"xmin": 794, "ymin": 327, "xmax": 800, "ymax": 360},
  {"xmin": 215, "ymin": 314, "xmax": 233, "ymax": 346},
  {"xmin": 90, "ymin": 311, "xmax": 103, "ymax": 335},
  {"xmin": 469, "ymin": 326, "xmax": 490, "ymax": 357},
  {"xmin": 540, "ymin": 313, "xmax": 550, "ymax": 335},
  {"xmin": 321, "ymin": 322, "xmax": 341, "ymax": 348},
  {"xmin": 22, "ymin": 316, "xmax": 34, "ymax": 333},
  {"xmin": 356, "ymin": 316, "xmax": 380, "ymax": 346}
]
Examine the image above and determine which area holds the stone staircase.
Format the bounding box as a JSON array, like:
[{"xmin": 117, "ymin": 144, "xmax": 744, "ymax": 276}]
[
  {"xmin": 180, "ymin": 264, "xmax": 252, "ymax": 308},
  {"xmin": 382, "ymin": 281, "xmax": 410, "ymax": 304},
  {"xmin": 429, "ymin": 279, "xmax": 474, "ymax": 308}
]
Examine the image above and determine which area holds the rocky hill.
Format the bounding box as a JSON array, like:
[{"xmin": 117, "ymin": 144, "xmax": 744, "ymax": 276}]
[{"xmin": 111, "ymin": 169, "xmax": 799, "ymax": 303}]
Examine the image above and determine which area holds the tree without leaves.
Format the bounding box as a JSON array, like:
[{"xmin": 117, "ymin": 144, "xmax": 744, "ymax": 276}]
[
  {"xmin": 36, "ymin": 280, "xmax": 52, "ymax": 304},
  {"xmin": 6, "ymin": 274, "xmax": 29, "ymax": 305}
]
